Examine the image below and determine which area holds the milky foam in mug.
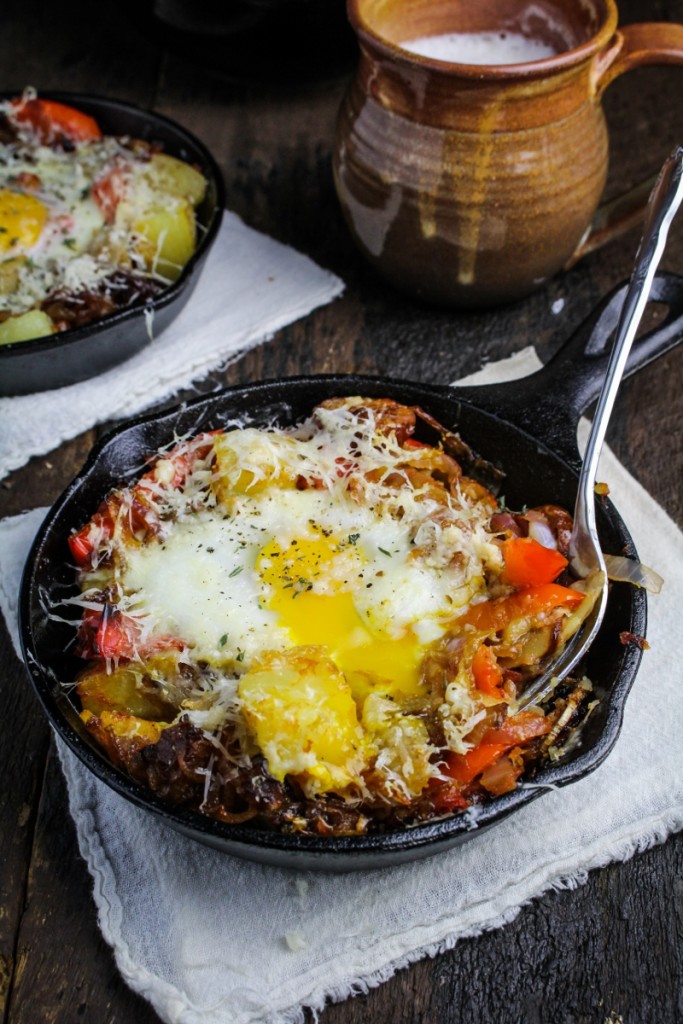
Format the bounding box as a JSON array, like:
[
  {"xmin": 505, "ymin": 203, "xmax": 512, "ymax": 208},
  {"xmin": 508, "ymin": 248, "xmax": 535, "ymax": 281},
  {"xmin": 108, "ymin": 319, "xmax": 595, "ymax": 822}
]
[{"xmin": 401, "ymin": 30, "xmax": 558, "ymax": 65}]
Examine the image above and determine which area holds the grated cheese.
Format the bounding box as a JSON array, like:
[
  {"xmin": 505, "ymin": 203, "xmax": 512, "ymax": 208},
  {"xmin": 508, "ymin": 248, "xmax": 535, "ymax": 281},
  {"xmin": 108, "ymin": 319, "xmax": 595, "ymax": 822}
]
[
  {"xmin": 0, "ymin": 94, "xmax": 206, "ymax": 336},
  {"xmin": 67, "ymin": 398, "xmax": 589, "ymax": 823}
]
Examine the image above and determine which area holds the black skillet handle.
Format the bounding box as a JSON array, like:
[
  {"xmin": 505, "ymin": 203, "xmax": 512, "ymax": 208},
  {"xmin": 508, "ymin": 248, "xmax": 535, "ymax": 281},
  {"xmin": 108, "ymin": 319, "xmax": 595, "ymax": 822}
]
[{"xmin": 449, "ymin": 272, "xmax": 683, "ymax": 472}]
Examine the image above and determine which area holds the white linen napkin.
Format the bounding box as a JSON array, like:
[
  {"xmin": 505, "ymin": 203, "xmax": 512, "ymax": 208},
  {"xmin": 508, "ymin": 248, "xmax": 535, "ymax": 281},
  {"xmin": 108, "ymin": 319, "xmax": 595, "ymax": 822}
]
[
  {"xmin": 1, "ymin": 349, "xmax": 682, "ymax": 1024},
  {"xmin": 0, "ymin": 211, "xmax": 344, "ymax": 480}
]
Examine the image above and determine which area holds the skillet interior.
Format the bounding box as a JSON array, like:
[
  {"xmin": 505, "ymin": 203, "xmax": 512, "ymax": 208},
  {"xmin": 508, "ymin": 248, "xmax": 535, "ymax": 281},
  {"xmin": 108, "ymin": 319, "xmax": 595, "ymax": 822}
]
[
  {"xmin": 19, "ymin": 374, "xmax": 644, "ymax": 871},
  {"xmin": 0, "ymin": 91, "xmax": 225, "ymax": 396}
]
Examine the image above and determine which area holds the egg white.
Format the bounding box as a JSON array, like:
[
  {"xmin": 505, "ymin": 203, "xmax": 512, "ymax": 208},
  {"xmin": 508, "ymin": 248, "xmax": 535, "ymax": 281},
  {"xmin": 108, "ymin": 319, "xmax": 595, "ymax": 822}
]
[
  {"xmin": 121, "ymin": 510, "xmax": 286, "ymax": 665},
  {"xmin": 118, "ymin": 479, "xmax": 488, "ymax": 678}
]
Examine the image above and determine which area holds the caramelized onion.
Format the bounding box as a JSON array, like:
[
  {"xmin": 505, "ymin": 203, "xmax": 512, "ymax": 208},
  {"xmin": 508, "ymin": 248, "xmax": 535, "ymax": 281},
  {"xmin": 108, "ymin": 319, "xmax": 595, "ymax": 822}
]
[
  {"xmin": 526, "ymin": 512, "xmax": 558, "ymax": 550},
  {"xmin": 604, "ymin": 554, "xmax": 664, "ymax": 594}
]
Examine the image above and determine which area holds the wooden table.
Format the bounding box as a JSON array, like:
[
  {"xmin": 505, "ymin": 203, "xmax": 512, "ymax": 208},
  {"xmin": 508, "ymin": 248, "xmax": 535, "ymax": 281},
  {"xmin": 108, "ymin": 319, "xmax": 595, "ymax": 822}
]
[{"xmin": 2, "ymin": 0, "xmax": 682, "ymax": 1020}]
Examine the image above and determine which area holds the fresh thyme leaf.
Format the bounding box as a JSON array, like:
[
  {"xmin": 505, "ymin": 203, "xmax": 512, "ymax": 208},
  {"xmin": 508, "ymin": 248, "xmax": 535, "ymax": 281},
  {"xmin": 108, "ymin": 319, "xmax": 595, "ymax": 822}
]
[
  {"xmin": 378, "ymin": 547, "xmax": 392, "ymax": 556},
  {"xmin": 219, "ymin": 633, "xmax": 228, "ymax": 647},
  {"xmin": 229, "ymin": 565, "xmax": 243, "ymax": 578}
]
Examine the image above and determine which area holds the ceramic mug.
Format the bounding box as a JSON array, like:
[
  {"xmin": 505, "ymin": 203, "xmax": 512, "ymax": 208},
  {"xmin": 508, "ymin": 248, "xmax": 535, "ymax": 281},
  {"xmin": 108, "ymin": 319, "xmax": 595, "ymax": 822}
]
[{"xmin": 333, "ymin": 0, "xmax": 683, "ymax": 307}]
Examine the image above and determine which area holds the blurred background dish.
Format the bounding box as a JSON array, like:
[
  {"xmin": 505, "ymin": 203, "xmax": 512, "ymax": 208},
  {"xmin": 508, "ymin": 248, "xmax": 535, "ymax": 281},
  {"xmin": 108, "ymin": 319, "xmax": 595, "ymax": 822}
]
[{"xmin": 0, "ymin": 92, "xmax": 225, "ymax": 396}]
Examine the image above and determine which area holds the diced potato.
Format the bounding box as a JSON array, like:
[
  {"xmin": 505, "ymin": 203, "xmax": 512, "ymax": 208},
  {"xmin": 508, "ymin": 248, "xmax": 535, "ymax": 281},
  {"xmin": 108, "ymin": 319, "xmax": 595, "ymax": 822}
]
[
  {"xmin": 238, "ymin": 647, "xmax": 370, "ymax": 797},
  {"xmin": 0, "ymin": 309, "xmax": 54, "ymax": 345},
  {"xmin": 143, "ymin": 153, "xmax": 207, "ymax": 206},
  {"xmin": 77, "ymin": 661, "xmax": 177, "ymax": 720},
  {"xmin": 133, "ymin": 199, "xmax": 196, "ymax": 281},
  {"xmin": 82, "ymin": 708, "xmax": 166, "ymax": 743}
]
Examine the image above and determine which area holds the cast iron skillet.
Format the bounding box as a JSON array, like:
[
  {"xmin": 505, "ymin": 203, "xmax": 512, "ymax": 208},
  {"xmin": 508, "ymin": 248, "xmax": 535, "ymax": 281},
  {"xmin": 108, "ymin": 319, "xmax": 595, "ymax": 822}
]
[
  {"xmin": 0, "ymin": 91, "xmax": 225, "ymax": 396},
  {"xmin": 19, "ymin": 272, "xmax": 683, "ymax": 871}
]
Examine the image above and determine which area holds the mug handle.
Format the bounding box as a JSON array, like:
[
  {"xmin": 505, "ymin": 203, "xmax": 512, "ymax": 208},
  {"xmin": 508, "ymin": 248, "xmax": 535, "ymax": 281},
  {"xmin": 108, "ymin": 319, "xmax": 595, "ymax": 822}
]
[{"xmin": 565, "ymin": 22, "xmax": 683, "ymax": 267}]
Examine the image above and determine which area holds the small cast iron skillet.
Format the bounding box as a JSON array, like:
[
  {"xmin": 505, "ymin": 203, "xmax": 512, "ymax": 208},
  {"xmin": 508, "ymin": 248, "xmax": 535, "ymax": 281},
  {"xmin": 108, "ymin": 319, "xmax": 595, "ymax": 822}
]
[
  {"xmin": 19, "ymin": 273, "xmax": 683, "ymax": 871},
  {"xmin": 0, "ymin": 91, "xmax": 225, "ymax": 396}
]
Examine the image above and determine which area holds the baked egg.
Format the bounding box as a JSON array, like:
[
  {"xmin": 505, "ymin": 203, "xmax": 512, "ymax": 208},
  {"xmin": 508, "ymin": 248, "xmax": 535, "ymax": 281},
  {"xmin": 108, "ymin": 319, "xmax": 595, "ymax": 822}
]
[{"xmin": 68, "ymin": 397, "xmax": 595, "ymax": 833}]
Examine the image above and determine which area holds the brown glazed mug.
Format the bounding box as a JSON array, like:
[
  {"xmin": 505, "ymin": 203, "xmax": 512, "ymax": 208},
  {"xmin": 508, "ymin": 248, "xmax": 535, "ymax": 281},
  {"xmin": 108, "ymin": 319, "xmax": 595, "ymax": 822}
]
[{"xmin": 333, "ymin": 0, "xmax": 683, "ymax": 307}]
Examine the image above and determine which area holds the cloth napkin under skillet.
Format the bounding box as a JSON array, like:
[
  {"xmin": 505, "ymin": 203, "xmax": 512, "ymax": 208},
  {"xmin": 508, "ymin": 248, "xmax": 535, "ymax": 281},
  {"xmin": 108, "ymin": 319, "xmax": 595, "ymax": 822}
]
[
  {"xmin": 0, "ymin": 211, "xmax": 344, "ymax": 481},
  {"xmin": 1, "ymin": 348, "xmax": 682, "ymax": 1024}
]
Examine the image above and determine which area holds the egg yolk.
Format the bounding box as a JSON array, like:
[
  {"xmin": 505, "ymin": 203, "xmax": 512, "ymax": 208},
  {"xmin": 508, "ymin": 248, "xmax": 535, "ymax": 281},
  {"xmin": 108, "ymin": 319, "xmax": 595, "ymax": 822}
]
[
  {"xmin": 257, "ymin": 533, "xmax": 426, "ymax": 700},
  {"xmin": 0, "ymin": 189, "xmax": 47, "ymax": 253}
]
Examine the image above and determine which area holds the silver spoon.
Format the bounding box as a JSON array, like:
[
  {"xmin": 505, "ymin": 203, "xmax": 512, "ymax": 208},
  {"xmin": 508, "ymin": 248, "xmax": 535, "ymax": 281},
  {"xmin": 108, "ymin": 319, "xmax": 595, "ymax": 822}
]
[{"xmin": 516, "ymin": 145, "xmax": 683, "ymax": 711}]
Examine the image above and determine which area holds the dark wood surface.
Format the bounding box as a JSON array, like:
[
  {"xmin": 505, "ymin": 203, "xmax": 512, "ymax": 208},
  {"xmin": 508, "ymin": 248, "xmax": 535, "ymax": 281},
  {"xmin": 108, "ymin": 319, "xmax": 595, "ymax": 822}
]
[{"xmin": 1, "ymin": 1, "xmax": 682, "ymax": 1022}]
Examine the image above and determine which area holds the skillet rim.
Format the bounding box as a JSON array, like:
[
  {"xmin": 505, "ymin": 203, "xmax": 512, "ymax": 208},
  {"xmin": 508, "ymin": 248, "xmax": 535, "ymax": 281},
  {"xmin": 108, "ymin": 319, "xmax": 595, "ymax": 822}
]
[
  {"xmin": 18, "ymin": 373, "xmax": 645, "ymax": 869},
  {"xmin": 0, "ymin": 89, "xmax": 226, "ymax": 392}
]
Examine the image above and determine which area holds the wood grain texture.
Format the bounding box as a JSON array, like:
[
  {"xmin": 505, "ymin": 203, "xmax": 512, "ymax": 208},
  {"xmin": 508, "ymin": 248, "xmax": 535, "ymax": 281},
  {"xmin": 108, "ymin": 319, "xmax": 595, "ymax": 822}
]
[
  {"xmin": 1, "ymin": 0, "xmax": 682, "ymax": 1021},
  {"xmin": 0, "ymin": 627, "xmax": 50, "ymax": 1024},
  {"xmin": 5, "ymin": 740, "xmax": 161, "ymax": 1024}
]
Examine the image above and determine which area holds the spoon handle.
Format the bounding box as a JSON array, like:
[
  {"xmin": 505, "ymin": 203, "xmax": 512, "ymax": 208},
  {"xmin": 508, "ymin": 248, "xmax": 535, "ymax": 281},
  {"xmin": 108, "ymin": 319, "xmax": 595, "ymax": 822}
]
[{"xmin": 570, "ymin": 146, "xmax": 683, "ymax": 576}]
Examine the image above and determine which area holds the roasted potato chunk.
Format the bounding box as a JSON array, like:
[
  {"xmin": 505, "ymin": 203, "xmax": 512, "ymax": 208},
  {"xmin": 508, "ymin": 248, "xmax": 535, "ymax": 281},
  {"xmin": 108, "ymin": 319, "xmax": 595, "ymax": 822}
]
[
  {"xmin": 133, "ymin": 199, "xmax": 196, "ymax": 281},
  {"xmin": 142, "ymin": 153, "xmax": 207, "ymax": 206},
  {"xmin": 77, "ymin": 661, "xmax": 178, "ymax": 720}
]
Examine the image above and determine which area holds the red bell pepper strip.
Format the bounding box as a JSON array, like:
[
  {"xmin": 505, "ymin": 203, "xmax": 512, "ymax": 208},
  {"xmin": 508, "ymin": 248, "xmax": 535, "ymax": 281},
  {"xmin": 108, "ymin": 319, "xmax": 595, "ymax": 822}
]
[
  {"xmin": 138, "ymin": 431, "xmax": 222, "ymax": 492},
  {"xmin": 443, "ymin": 711, "xmax": 552, "ymax": 785},
  {"xmin": 68, "ymin": 528, "xmax": 97, "ymax": 567},
  {"xmin": 92, "ymin": 166, "xmax": 128, "ymax": 223},
  {"xmin": 456, "ymin": 583, "xmax": 585, "ymax": 635},
  {"xmin": 68, "ymin": 510, "xmax": 115, "ymax": 568},
  {"xmin": 502, "ymin": 536, "xmax": 568, "ymax": 587},
  {"xmin": 96, "ymin": 607, "xmax": 140, "ymax": 660},
  {"xmin": 11, "ymin": 98, "xmax": 102, "ymax": 144},
  {"xmin": 78, "ymin": 604, "xmax": 185, "ymax": 661},
  {"xmin": 471, "ymin": 643, "xmax": 504, "ymax": 699},
  {"xmin": 445, "ymin": 741, "xmax": 510, "ymax": 785}
]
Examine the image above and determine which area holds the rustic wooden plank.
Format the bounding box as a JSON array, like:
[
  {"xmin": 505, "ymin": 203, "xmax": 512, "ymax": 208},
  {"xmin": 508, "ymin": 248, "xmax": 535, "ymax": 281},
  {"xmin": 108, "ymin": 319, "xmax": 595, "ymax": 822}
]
[
  {"xmin": 0, "ymin": 628, "xmax": 50, "ymax": 1024},
  {"xmin": 0, "ymin": 434, "xmax": 98, "ymax": 520},
  {"xmin": 1, "ymin": 0, "xmax": 163, "ymax": 101},
  {"xmin": 6, "ymin": 742, "xmax": 162, "ymax": 1024}
]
